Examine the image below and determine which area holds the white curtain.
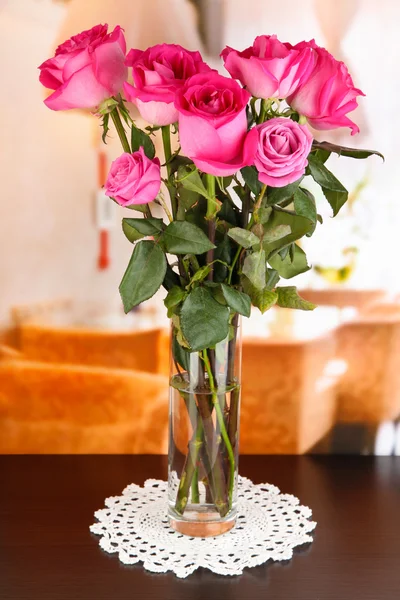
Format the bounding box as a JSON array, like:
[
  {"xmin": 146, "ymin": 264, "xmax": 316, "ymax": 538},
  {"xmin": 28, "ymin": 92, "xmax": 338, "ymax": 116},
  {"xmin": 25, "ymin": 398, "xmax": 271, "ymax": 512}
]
[{"xmin": 56, "ymin": 0, "xmax": 204, "ymax": 53}]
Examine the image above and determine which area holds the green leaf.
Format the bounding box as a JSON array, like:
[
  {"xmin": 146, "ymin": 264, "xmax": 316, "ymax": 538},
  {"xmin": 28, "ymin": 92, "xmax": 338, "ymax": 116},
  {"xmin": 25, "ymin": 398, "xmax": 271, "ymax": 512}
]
[
  {"xmin": 313, "ymin": 148, "xmax": 331, "ymax": 164},
  {"xmin": 258, "ymin": 206, "xmax": 272, "ymax": 224},
  {"xmin": 122, "ymin": 220, "xmax": 144, "ymax": 243},
  {"xmin": 276, "ymin": 286, "xmax": 316, "ymax": 311},
  {"xmin": 253, "ymin": 288, "xmax": 278, "ymax": 313},
  {"xmin": 178, "ymin": 187, "xmax": 200, "ymax": 211},
  {"xmin": 323, "ymin": 188, "xmax": 349, "ymax": 217},
  {"xmin": 180, "ymin": 287, "xmax": 230, "ymax": 351},
  {"xmin": 242, "ymin": 250, "xmax": 266, "ymax": 290},
  {"xmin": 185, "ymin": 196, "xmax": 207, "ymax": 230},
  {"xmin": 220, "ymin": 284, "xmax": 251, "ymax": 317},
  {"xmin": 266, "ymin": 268, "xmax": 280, "ymax": 290},
  {"xmin": 242, "ymin": 275, "xmax": 278, "ymax": 313},
  {"xmin": 215, "ymin": 175, "xmax": 233, "ymax": 192},
  {"xmin": 279, "ymin": 246, "xmax": 290, "ymax": 260},
  {"xmin": 164, "ymin": 286, "xmax": 186, "ymax": 310},
  {"xmin": 266, "ymin": 178, "xmax": 303, "ymax": 206},
  {"xmin": 119, "ymin": 240, "xmax": 167, "ymax": 313},
  {"xmin": 205, "ymin": 281, "xmax": 227, "ymax": 306},
  {"xmin": 122, "ymin": 217, "xmax": 164, "ymax": 243},
  {"xmin": 172, "ymin": 334, "xmax": 190, "ymax": 372},
  {"xmin": 228, "ymin": 227, "xmax": 260, "ymax": 249},
  {"xmin": 269, "ymin": 244, "xmax": 311, "ymax": 279},
  {"xmin": 293, "ymin": 188, "xmax": 317, "ymax": 224},
  {"xmin": 162, "ymin": 221, "xmax": 215, "ymax": 255},
  {"xmin": 217, "ymin": 199, "xmax": 238, "ymax": 225},
  {"xmin": 163, "ymin": 264, "xmax": 181, "ymax": 291},
  {"xmin": 189, "ymin": 265, "xmax": 211, "ymax": 285},
  {"xmin": 263, "ymin": 224, "xmax": 292, "ymax": 244},
  {"xmin": 125, "ymin": 203, "xmax": 148, "ymax": 213},
  {"xmin": 262, "ymin": 210, "xmax": 314, "ymax": 256},
  {"xmin": 131, "ymin": 126, "xmax": 156, "ymax": 159},
  {"xmin": 177, "ymin": 165, "xmax": 211, "ymax": 200},
  {"xmin": 241, "ymin": 166, "xmax": 261, "ymax": 196},
  {"xmin": 233, "ymin": 184, "xmax": 247, "ymax": 200},
  {"xmin": 307, "ymin": 154, "xmax": 348, "ymax": 216},
  {"xmin": 169, "ymin": 155, "xmax": 192, "ymax": 176},
  {"xmin": 312, "ymin": 140, "xmax": 384, "ymax": 161},
  {"xmin": 171, "ymin": 314, "xmax": 190, "ymax": 348},
  {"xmin": 213, "ymin": 234, "xmax": 232, "ymax": 282}
]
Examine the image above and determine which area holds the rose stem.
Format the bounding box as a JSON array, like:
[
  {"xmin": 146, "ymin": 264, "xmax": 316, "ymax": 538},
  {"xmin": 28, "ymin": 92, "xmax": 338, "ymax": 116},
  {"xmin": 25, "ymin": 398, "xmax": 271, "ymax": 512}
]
[
  {"xmin": 257, "ymin": 99, "xmax": 268, "ymax": 124},
  {"xmin": 161, "ymin": 125, "xmax": 177, "ymax": 218},
  {"xmin": 174, "ymin": 403, "xmax": 228, "ymax": 516},
  {"xmin": 195, "ymin": 391, "xmax": 229, "ymax": 516},
  {"xmin": 174, "ymin": 419, "xmax": 204, "ymax": 515},
  {"xmin": 110, "ymin": 107, "xmax": 131, "ymax": 153},
  {"xmin": 204, "ymin": 195, "xmax": 217, "ymax": 394},
  {"xmin": 175, "ymin": 367, "xmax": 229, "ymax": 516},
  {"xmin": 206, "ymin": 218, "xmax": 216, "ymax": 281},
  {"xmin": 191, "ymin": 467, "xmax": 200, "ymax": 504},
  {"xmin": 176, "ymin": 389, "xmax": 213, "ymax": 506},
  {"xmin": 175, "ymin": 383, "xmax": 220, "ymax": 511},
  {"xmin": 226, "ymin": 313, "xmax": 240, "ymax": 451},
  {"xmin": 202, "ymin": 349, "xmax": 236, "ymax": 508},
  {"xmin": 109, "ymin": 107, "xmax": 152, "ymax": 218}
]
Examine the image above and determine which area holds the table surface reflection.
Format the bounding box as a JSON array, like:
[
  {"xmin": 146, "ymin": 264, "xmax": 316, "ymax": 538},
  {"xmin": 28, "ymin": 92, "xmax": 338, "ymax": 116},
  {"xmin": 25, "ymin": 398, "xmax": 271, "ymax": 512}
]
[{"xmin": 1, "ymin": 455, "xmax": 399, "ymax": 600}]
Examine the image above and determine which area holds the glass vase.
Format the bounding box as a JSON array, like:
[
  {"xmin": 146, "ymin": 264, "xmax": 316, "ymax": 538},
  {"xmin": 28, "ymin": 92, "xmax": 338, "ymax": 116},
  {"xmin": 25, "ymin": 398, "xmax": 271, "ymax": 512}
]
[{"xmin": 168, "ymin": 315, "xmax": 241, "ymax": 537}]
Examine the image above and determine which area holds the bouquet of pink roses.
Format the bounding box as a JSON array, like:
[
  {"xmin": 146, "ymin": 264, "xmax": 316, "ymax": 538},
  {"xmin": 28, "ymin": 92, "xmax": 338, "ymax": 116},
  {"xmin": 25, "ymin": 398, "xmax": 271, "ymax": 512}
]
[{"xmin": 39, "ymin": 27, "xmax": 382, "ymax": 534}]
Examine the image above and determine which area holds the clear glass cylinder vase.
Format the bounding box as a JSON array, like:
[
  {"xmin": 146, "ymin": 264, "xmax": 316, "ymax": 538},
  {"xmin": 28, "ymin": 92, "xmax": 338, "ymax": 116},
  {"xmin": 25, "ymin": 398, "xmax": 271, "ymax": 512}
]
[{"xmin": 168, "ymin": 315, "xmax": 241, "ymax": 537}]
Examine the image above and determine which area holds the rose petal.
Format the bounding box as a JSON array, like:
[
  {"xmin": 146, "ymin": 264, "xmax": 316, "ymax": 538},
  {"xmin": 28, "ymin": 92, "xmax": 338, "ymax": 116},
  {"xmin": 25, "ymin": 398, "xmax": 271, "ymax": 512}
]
[
  {"xmin": 92, "ymin": 38, "xmax": 127, "ymax": 96},
  {"xmin": 44, "ymin": 64, "xmax": 110, "ymax": 111}
]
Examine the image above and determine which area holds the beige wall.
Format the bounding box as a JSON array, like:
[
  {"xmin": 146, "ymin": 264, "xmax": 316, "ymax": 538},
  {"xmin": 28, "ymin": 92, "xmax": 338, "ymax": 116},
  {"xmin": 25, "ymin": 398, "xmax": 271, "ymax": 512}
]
[{"xmin": 0, "ymin": 1, "xmax": 132, "ymax": 325}]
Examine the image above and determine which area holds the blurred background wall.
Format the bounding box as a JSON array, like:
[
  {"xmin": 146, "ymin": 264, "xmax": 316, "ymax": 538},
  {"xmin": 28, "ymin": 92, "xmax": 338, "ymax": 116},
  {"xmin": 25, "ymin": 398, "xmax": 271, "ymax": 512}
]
[{"xmin": 1, "ymin": 0, "xmax": 399, "ymax": 456}]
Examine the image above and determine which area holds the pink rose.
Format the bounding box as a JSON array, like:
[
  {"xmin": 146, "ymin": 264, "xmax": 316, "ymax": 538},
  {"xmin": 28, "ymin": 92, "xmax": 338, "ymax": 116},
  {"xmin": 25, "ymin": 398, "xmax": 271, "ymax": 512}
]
[
  {"xmin": 221, "ymin": 35, "xmax": 314, "ymax": 100},
  {"xmin": 123, "ymin": 44, "xmax": 212, "ymax": 126},
  {"xmin": 287, "ymin": 40, "xmax": 364, "ymax": 135},
  {"xmin": 174, "ymin": 72, "xmax": 258, "ymax": 176},
  {"xmin": 254, "ymin": 117, "xmax": 313, "ymax": 187},
  {"xmin": 39, "ymin": 24, "xmax": 127, "ymax": 111},
  {"xmin": 104, "ymin": 148, "xmax": 161, "ymax": 206}
]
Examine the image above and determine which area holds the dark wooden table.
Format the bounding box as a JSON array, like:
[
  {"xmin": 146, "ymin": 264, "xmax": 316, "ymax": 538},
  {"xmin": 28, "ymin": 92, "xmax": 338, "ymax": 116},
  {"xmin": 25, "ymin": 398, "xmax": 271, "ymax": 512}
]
[{"xmin": 1, "ymin": 455, "xmax": 399, "ymax": 600}]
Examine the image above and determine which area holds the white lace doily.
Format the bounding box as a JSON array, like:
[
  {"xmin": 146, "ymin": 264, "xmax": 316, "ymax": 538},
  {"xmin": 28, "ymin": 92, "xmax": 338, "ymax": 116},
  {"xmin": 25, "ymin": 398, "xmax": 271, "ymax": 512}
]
[{"xmin": 90, "ymin": 476, "xmax": 316, "ymax": 578}]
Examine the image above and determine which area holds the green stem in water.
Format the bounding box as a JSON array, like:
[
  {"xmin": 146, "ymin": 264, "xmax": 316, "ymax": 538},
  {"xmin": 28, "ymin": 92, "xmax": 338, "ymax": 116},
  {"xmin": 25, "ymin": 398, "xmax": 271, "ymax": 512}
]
[
  {"xmin": 175, "ymin": 420, "xmax": 204, "ymax": 514},
  {"xmin": 191, "ymin": 467, "xmax": 200, "ymax": 504},
  {"xmin": 174, "ymin": 392, "xmax": 228, "ymax": 516},
  {"xmin": 202, "ymin": 349, "xmax": 236, "ymax": 508},
  {"xmin": 176, "ymin": 389, "xmax": 216, "ymax": 509}
]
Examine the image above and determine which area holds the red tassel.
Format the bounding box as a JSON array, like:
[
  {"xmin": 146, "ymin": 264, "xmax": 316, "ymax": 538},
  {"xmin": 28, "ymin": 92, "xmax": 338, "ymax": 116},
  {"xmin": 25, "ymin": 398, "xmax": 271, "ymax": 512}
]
[{"xmin": 98, "ymin": 229, "xmax": 110, "ymax": 270}]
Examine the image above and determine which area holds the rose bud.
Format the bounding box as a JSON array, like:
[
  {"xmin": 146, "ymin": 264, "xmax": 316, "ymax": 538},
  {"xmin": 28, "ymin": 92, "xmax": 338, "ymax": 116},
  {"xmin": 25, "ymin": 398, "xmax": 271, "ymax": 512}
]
[
  {"xmin": 39, "ymin": 24, "xmax": 127, "ymax": 111},
  {"xmin": 254, "ymin": 117, "xmax": 313, "ymax": 187},
  {"xmin": 104, "ymin": 148, "xmax": 161, "ymax": 207}
]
